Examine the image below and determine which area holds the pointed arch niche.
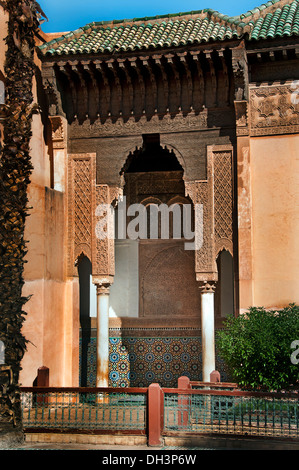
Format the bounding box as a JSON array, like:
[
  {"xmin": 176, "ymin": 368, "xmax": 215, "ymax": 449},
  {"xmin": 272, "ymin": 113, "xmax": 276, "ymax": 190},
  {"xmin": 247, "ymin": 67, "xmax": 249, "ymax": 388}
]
[{"xmin": 110, "ymin": 133, "xmax": 200, "ymax": 320}]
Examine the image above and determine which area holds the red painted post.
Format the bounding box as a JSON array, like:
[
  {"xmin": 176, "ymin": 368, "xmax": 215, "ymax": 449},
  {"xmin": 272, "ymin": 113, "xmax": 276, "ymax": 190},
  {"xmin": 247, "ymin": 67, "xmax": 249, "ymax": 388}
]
[
  {"xmin": 178, "ymin": 376, "xmax": 190, "ymax": 428},
  {"xmin": 210, "ymin": 370, "xmax": 221, "ymax": 383},
  {"xmin": 148, "ymin": 383, "xmax": 164, "ymax": 446},
  {"xmin": 36, "ymin": 366, "xmax": 49, "ymax": 405},
  {"xmin": 37, "ymin": 366, "xmax": 49, "ymax": 386},
  {"xmin": 178, "ymin": 375, "xmax": 191, "ymax": 390}
]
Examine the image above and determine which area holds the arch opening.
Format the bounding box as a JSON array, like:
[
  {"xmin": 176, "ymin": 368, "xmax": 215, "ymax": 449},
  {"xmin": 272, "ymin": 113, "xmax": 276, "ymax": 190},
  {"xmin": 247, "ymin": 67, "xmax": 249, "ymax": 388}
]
[
  {"xmin": 215, "ymin": 249, "xmax": 235, "ymax": 321},
  {"xmin": 111, "ymin": 133, "xmax": 199, "ymax": 322},
  {"xmin": 78, "ymin": 255, "xmax": 96, "ymax": 386}
]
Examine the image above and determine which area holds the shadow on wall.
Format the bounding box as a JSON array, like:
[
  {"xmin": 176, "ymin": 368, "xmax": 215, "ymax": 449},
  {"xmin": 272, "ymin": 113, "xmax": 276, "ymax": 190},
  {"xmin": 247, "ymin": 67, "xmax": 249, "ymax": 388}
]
[{"xmin": 78, "ymin": 255, "xmax": 92, "ymax": 387}]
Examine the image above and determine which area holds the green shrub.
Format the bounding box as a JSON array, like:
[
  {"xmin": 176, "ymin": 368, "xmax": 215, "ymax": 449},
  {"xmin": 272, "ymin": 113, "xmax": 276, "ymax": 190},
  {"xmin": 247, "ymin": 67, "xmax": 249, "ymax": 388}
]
[{"xmin": 216, "ymin": 304, "xmax": 299, "ymax": 391}]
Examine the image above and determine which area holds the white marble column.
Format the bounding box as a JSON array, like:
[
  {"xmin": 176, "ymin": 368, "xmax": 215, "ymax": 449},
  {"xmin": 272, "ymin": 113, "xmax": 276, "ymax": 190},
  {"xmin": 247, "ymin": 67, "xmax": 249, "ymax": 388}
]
[
  {"xmin": 200, "ymin": 281, "xmax": 216, "ymax": 383},
  {"xmin": 96, "ymin": 282, "xmax": 110, "ymax": 387}
]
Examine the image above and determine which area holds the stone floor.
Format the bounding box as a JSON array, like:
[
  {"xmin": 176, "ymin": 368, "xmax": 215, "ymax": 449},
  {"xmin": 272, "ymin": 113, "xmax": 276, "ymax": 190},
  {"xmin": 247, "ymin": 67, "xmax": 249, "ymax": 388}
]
[{"xmin": 1, "ymin": 433, "xmax": 299, "ymax": 451}]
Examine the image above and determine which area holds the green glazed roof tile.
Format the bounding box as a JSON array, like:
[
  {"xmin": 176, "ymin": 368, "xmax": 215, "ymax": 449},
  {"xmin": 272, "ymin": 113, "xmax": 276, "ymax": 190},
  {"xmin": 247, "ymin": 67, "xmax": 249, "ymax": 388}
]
[
  {"xmin": 39, "ymin": 0, "xmax": 299, "ymax": 56},
  {"xmin": 251, "ymin": 1, "xmax": 299, "ymax": 39}
]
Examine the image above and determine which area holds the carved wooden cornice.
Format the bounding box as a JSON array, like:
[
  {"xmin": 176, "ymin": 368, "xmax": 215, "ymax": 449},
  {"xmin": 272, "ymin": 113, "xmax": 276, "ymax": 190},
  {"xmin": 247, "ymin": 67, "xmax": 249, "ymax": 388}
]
[{"xmin": 40, "ymin": 47, "xmax": 235, "ymax": 123}]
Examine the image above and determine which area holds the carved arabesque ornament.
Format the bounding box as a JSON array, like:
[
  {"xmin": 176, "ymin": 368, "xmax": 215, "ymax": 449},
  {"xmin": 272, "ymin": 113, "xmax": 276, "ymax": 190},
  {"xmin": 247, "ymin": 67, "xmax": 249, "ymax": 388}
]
[
  {"xmin": 68, "ymin": 153, "xmax": 122, "ymax": 279},
  {"xmin": 250, "ymin": 84, "xmax": 299, "ymax": 136},
  {"xmin": 213, "ymin": 150, "xmax": 233, "ymax": 257},
  {"xmin": 67, "ymin": 153, "xmax": 96, "ymax": 276},
  {"xmin": 186, "ymin": 145, "xmax": 234, "ymax": 283}
]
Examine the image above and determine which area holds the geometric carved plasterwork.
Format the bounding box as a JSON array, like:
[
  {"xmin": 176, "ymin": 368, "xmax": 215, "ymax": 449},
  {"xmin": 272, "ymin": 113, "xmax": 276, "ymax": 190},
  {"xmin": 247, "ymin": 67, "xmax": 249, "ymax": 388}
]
[
  {"xmin": 213, "ymin": 150, "xmax": 233, "ymax": 257},
  {"xmin": 186, "ymin": 145, "xmax": 234, "ymax": 282},
  {"xmin": 67, "ymin": 153, "xmax": 121, "ymax": 280},
  {"xmin": 185, "ymin": 179, "xmax": 215, "ymax": 280},
  {"xmin": 67, "ymin": 153, "xmax": 96, "ymax": 277},
  {"xmin": 250, "ymin": 84, "xmax": 299, "ymax": 136},
  {"xmin": 93, "ymin": 184, "xmax": 121, "ymax": 280}
]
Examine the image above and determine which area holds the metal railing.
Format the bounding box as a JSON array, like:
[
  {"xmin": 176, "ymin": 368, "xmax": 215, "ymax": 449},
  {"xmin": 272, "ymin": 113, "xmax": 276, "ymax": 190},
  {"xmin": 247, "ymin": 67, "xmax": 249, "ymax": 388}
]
[
  {"xmin": 20, "ymin": 381, "xmax": 299, "ymax": 442},
  {"xmin": 21, "ymin": 387, "xmax": 147, "ymax": 434},
  {"xmin": 163, "ymin": 388, "xmax": 299, "ymax": 438}
]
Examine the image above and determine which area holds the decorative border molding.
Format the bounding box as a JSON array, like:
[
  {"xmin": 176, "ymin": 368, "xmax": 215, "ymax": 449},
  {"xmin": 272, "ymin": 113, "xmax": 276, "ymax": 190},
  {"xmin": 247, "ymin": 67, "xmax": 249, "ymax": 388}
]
[{"xmin": 69, "ymin": 110, "xmax": 211, "ymax": 139}]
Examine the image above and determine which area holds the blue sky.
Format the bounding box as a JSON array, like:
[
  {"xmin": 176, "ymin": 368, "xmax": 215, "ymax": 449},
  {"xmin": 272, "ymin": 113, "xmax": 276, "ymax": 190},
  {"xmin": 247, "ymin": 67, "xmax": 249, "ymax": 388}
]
[{"xmin": 38, "ymin": 0, "xmax": 264, "ymax": 33}]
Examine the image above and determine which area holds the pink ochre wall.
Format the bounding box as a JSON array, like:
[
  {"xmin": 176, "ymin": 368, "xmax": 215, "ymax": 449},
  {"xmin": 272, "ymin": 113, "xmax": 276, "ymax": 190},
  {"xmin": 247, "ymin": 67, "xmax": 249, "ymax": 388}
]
[{"xmin": 249, "ymin": 134, "xmax": 299, "ymax": 309}]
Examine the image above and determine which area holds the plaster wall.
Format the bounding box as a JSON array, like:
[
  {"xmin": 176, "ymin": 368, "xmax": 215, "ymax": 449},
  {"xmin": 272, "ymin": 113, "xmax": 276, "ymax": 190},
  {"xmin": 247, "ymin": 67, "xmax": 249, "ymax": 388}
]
[
  {"xmin": 20, "ymin": 181, "xmax": 71, "ymax": 386},
  {"xmin": 250, "ymin": 134, "xmax": 299, "ymax": 308}
]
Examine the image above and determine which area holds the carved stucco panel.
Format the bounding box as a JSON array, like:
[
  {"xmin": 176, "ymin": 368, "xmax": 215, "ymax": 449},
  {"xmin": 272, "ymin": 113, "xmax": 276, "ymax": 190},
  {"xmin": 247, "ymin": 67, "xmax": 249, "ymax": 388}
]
[
  {"xmin": 185, "ymin": 179, "xmax": 215, "ymax": 279},
  {"xmin": 250, "ymin": 84, "xmax": 299, "ymax": 136},
  {"xmin": 67, "ymin": 153, "xmax": 96, "ymax": 277},
  {"xmin": 93, "ymin": 184, "xmax": 123, "ymax": 278},
  {"xmin": 67, "ymin": 151, "xmax": 123, "ymax": 279},
  {"xmin": 213, "ymin": 150, "xmax": 234, "ymax": 257},
  {"xmin": 185, "ymin": 145, "xmax": 233, "ymax": 281},
  {"xmin": 49, "ymin": 116, "xmax": 67, "ymax": 149}
]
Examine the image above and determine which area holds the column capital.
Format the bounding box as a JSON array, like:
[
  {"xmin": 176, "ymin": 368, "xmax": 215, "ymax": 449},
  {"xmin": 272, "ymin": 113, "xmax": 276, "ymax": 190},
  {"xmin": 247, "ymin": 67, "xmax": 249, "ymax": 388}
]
[
  {"xmin": 198, "ymin": 281, "xmax": 217, "ymax": 294},
  {"xmin": 96, "ymin": 283, "xmax": 110, "ymax": 296}
]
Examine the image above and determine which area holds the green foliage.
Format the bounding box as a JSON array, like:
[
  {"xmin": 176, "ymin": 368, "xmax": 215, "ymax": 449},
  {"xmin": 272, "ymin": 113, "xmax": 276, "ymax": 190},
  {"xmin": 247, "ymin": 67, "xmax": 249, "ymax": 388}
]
[{"xmin": 216, "ymin": 304, "xmax": 299, "ymax": 391}]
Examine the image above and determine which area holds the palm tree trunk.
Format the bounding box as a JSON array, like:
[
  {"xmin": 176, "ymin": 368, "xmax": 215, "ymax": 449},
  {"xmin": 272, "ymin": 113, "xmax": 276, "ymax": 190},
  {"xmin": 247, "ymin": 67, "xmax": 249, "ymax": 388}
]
[{"xmin": 0, "ymin": 0, "xmax": 44, "ymax": 447}]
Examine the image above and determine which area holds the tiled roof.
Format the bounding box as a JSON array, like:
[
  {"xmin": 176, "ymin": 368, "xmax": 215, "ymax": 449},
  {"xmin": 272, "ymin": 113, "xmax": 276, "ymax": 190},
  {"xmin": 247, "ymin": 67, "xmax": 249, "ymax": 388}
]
[
  {"xmin": 250, "ymin": 0, "xmax": 299, "ymax": 39},
  {"xmin": 39, "ymin": 0, "xmax": 299, "ymax": 56}
]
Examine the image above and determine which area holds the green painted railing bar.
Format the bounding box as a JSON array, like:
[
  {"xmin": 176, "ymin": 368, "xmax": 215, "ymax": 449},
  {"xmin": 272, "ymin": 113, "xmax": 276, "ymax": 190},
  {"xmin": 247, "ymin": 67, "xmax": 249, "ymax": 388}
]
[
  {"xmin": 21, "ymin": 388, "xmax": 147, "ymax": 432},
  {"xmin": 163, "ymin": 392, "xmax": 299, "ymax": 438}
]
